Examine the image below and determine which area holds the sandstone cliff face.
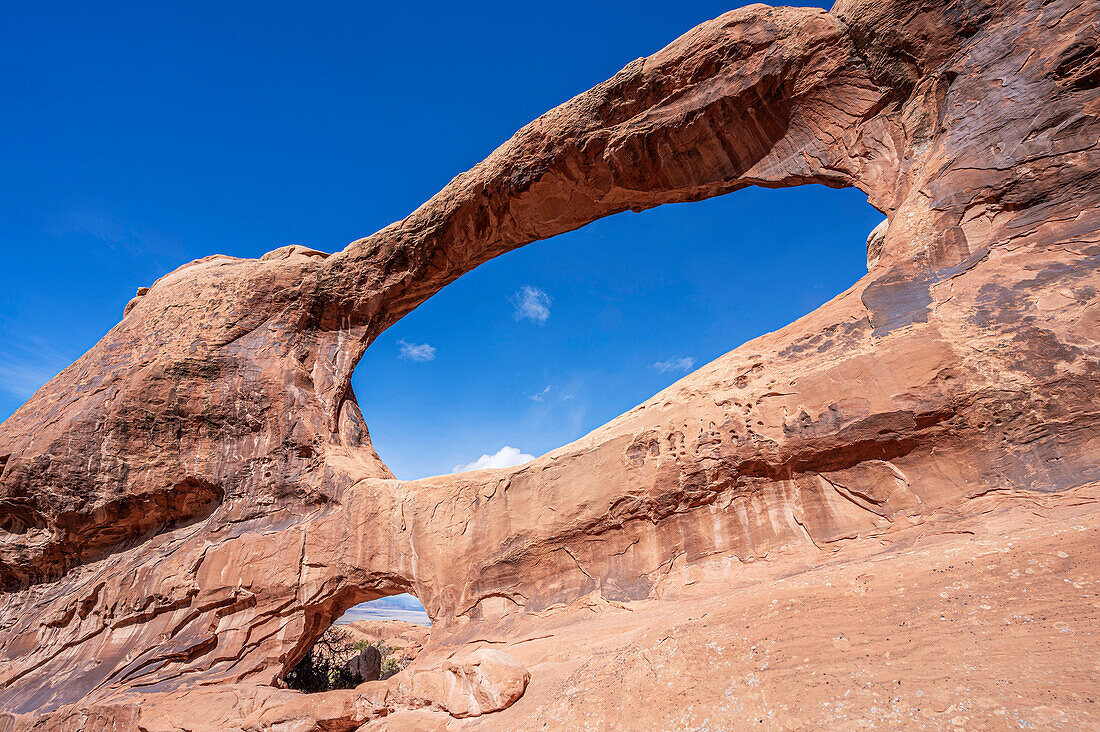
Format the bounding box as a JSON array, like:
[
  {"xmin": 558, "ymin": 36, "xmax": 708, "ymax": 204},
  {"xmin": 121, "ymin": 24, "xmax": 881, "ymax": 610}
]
[{"xmin": 1, "ymin": 0, "xmax": 1098, "ymax": 729}]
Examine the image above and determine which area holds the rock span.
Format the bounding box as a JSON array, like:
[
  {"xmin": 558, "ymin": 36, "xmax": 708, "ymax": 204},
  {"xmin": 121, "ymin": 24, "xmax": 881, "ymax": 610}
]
[{"xmin": 1, "ymin": 0, "xmax": 1098, "ymax": 728}]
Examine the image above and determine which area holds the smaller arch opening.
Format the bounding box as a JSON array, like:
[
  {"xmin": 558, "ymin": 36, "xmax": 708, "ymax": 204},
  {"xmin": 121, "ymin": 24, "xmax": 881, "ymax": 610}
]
[{"xmin": 284, "ymin": 593, "xmax": 431, "ymax": 693}]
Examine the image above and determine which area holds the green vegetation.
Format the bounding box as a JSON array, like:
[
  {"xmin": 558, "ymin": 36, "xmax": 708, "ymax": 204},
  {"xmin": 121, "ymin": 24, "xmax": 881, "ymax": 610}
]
[
  {"xmin": 284, "ymin": 627, "xmax": 407, "ymax": 693},
  {"xmin": 352, "ymin": 640, "xmax": 403, "ymax": 679}
]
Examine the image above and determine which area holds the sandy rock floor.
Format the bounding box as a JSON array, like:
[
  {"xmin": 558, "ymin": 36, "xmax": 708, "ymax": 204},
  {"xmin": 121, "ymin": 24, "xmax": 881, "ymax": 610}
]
[{"xmin": 373, "ymin": 485, "xmax": 1099, "ymax": 730}]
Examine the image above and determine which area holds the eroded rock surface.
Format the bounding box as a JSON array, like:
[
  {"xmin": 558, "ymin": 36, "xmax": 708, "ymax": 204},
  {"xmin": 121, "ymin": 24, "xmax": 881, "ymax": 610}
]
[
  {"xmin": 340, "ymin": 620, "xmax": 429, "ymax": 667},
  {"xmin": 1, "ymin": 0, "xmax": 1098, "ymax": 728}
]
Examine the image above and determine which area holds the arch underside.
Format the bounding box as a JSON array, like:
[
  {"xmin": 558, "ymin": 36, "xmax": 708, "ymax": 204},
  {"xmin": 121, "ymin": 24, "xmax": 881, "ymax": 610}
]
[{"xmin": 0, "ymin": 0, "xmax": 1098, "ymax": 727}]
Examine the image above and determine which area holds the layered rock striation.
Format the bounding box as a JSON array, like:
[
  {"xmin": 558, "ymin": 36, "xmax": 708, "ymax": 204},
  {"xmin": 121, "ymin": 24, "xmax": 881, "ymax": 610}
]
[{"xmin": 1, "ymin": 0, "xmax": 1098, "ymax": 728}]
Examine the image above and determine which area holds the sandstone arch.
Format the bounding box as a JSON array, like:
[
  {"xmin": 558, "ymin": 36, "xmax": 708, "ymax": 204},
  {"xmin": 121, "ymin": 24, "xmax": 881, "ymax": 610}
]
[{"xmin": 1, "ymin": 0, "xmax": 1098, "ymax": 728}]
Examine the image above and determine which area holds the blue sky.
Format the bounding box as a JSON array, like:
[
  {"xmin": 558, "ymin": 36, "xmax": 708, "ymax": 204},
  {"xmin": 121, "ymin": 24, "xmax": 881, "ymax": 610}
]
[{"xmin": 0, "ymin": 0, "xmax": 881, "ymax": 481}]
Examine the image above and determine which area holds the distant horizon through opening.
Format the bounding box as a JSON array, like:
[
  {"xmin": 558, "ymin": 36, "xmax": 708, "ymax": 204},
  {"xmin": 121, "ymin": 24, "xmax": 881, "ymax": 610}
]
[{"xmin": 336, "ymin": 593, "xmax": 431, "ymax": 626}]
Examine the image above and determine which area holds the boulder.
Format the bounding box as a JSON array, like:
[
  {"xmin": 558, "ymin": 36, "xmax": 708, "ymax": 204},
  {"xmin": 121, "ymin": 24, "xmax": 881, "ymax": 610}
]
[{"xmin": 343, "ymin": 645, "xmax": 382, "ymax": 683}]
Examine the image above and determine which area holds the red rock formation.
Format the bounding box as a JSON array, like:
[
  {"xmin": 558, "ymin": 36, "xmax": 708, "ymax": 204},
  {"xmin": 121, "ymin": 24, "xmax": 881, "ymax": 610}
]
[
  {"xmin": 1, "ymin": 0, "xmax": 1098, "ymax": 728},
  {"xmin": 339, "ymin": 620, "xmax": 429, "ymax": 667}
]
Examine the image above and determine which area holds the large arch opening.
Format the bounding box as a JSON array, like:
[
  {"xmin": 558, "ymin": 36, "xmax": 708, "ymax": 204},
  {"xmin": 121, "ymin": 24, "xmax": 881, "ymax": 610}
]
[
  {"xmin": 350, "ymin": 184, "xmax": 884, "ymax": 481},
  {"xmin": 283, "ymin": 183, "xmax": 882, "ymax": 693}
]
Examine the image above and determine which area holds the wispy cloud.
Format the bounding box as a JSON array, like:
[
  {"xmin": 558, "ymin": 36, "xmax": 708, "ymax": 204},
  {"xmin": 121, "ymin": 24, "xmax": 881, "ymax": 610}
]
[
  {"xmin": 0, "ymin": 361, "xmax": 61, "ymax": 401},
  {"xmin": 529, "ymin": 385, "xmax": 552, "ymax": 402},
  {"xmin": 50, "ymin": 210, "xmax": 128, "ymax": 243},
  {"xmin": 47, "ymin": 209, "xmax": 182, "ymax": 261},
  {"xmin": 398, "ymin": 339, "xmax": 436, "ymax": 362},
  {"xmin": 511, "ymin": 286, "xmax": 551, "ymax": 325},
  {"xmin": 453, "ymin": 446, "xmax": 535, "ymax": 473},
  {"xmin": 652, "ymin": 356, "xmax": 695, "ymax": 375},
  {"xmin": 0, "ymin": 337, "xmax": 75, "ymax": 400}
]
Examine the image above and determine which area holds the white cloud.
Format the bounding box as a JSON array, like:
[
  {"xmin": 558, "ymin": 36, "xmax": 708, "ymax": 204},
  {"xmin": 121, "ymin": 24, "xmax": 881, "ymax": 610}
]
[
  {"xmin": 511, "ymin": 286, "xmax": 551, "ymax": 324},
  {"xmin": 529, "ymin": 385, "xmax": 552, "ymax": 402},
  {"xmin": 653, "ymin": 356, "xmax": 695, "ymax": 374},
  {"xmin": 398, "ymin": 339, "xmax": 436, "ymax": 362},
  {"xmin": 453, "ymin": 446, "xmax": 535, "ymax": 473}
]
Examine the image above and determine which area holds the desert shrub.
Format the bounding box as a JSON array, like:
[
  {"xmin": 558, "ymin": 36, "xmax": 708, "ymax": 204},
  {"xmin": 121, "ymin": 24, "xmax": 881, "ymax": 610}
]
[
  {"xmin": 286, "ymin": 630, "xmax": 408, "ymax": 692},
  {"xmin": 381, "ymin": 654, "xmax": 402, "ymax": 679},
  {"xmin": 285, "ymin": 627, "xmax": 363, "ymax": 693}
]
